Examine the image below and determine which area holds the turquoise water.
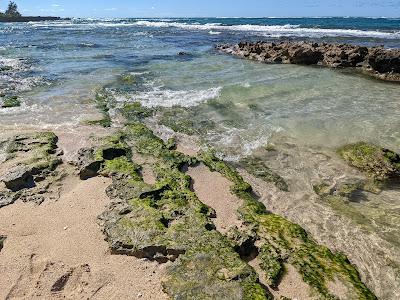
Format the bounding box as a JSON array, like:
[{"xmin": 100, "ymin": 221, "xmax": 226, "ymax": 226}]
[{"xmin": 0, "ymin": 18, "xmax": 400, "ymax": 154}]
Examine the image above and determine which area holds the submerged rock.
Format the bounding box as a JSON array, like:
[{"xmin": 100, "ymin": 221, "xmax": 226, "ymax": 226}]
[
  {"xmin": 239, "ymin": 157, "xmax": 288, "ymax": 191},
  {"xmin": 200, "ymin": 150, "xmax": 377, "ymax": 300},
  {"xmin": 337, "ymin": 142, "xmax": 400, "ymax": 182},
  {"xmin": 217, "ymin": 42, "xmax": 400, "ymax": 82},
  {"xmin": 1, "ymin": 96, "xmax": 21, "ymax": 108}
]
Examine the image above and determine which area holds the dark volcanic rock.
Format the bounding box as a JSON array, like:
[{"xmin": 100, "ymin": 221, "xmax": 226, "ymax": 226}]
[
  {"xmin": 76, "ymin": 148, "xmax": 102, "ymax": 180},
  {"xmin": 217, "ymin": 41, "xmax": 400, "ymax": 82},
  {"xmin": 1, "ymin": 166, "xmax": 35, "ymax": 192},
  {"xmin": 0, "ymin": 235, "xmax": 5, "ymax": 252}
]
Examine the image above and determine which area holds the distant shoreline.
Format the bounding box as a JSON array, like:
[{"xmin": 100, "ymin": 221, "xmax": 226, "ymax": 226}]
[{"xmin": 0, "ymin": 16, "xmax": 70, "ymax": 22}]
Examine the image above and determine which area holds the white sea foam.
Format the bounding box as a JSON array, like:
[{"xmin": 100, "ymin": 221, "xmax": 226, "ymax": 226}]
[
  {"xmin": 121, "ymin": 86, "xmax": 222, "ymax": 108},
  {"xmin": 134, "ymin": 20, "xmax": 400, "ymax": 39},
  {"xmin": 209, "ymin": 30, "xmax": 222, "ymax": 35},
  {"xmin": 24, "ymin": 19, "xmax": 400, "ymax": 39}
]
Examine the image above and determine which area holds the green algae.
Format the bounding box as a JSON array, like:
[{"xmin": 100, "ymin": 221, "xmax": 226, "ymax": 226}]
[
  {"xmin": 159, "ymin": 108, "xmax": 197, "ymax": 135},
  {"xmin": 158, "ymin": 107, "xmax": 216, "ymax": 135},
  {"xmin": 119, "ymin": 73, "xmax": 136, "ymax": 84},
  {"xmin": 9, "ymin": 132, "xmax": 61, "ymax": 172},
  {"xmin": 89, "ymin": 88, "xmax": 115, "ymax": 127},
  {"xmin": 97, "ymin": 124, "xmax": 270, "ymax": 299},
  {"xmin": 120, "ymin": 102, "xmax": 153, "ymax": 122},
  {"xmin": 1, "ymin": 96, "xmax": 20, "ymax": 108},
  {"xmin": 240, "ymin": 157, "xmax": 288, "ymax": 191},
  {"xmin": 199, "ymin": 150, "xmax": 377, "ymax": 300},
  {"xmin": 337, "ymin": 142, "xmax": 400, "ymax": 181}
]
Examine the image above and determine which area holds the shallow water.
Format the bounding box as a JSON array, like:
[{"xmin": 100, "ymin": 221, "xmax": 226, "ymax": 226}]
[{"xmin": 1, "ymin": 18, "xmax": 400, "ymax": 153}]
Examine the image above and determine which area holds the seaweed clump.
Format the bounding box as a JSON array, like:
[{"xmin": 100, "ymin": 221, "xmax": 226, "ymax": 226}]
[
  {"xmin": 96, "ymin": 123, "xmax": 271, "ymax": 300},
  {"xmin": 337, "ymin": 142, "xmax": 400, "ymax": 182},
  {"xmin": 199, "ymin": 150, "xmax": 377, "ymax": 299}
]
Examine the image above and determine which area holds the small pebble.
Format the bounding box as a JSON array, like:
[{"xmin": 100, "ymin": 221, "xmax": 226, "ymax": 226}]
[
  {"xmin": 63, "ymin": 226, "xmax": 69, "ymax": 230},
  {"xmin": 137, "ymin": 292, "xmax": 143, "ymax": 298}
]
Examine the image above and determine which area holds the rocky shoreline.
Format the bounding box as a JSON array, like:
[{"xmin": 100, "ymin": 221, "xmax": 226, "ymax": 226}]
[
  {"xmin": 0, "ymin": 16, "xmax": 67, "ymax": 22},
  {"xmin": 217, "ymin": 41, "xmax": 400, "ymax": 82},
  {"xmin": 2, "ymin": 81, "xmax": 400, "ymax": 298}
]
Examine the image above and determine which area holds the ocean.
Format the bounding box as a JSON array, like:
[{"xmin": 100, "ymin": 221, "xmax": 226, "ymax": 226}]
[{"xmin": 1, "ymin": 17, "xmax": 400, "ymax": 154}]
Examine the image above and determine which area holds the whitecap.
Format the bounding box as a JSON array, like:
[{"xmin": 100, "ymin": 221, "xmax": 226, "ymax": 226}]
[
  {"xmin": 209, "ymin": 30, "xmax": 222, "ymax": 35},
  {"xmin": 133, "ymin": 20, "xmax": 400, "ymax": 39}
]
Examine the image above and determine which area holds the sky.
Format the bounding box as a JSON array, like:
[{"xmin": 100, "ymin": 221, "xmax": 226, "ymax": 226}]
[{"xmin": 1, "ymin": 0, "xmax": 399, "ymax": 18}]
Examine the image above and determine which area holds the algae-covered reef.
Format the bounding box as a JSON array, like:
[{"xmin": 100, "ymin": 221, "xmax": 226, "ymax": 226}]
[
  {"xmin": 90, "ymin": 124, "xmax": 270, "ymax": 299},
  {"xmin": 0, "ymin": 132, "xmax": 63, "ymax": 208},
  {"xmin": 337, "ymin": 142, "xmax": 400, "ymax": 182},
  {"xmin": 199, "ymin": 150, "xmax": 377, "ymax": 300},
  {"xmin": 82, "ymin": 115, "xmax": 376, "ymax": 299}
]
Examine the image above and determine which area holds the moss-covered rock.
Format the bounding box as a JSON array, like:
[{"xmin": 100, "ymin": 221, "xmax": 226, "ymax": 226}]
[
  {"xmin": 89, "ymin": 88, "xmax": 115, "ymax": 127},
  {"xmin": 1, "ymin": 96, "xmax": 20, "ymax": 108},
  {"xmin": 0, "ymin": 132, "xmax": 63, "ymax": 206},
  {"xmin": 199, "ymin": 150, "xmax": 377, "ymax": 300},
  {"xmin": 158, "ymin": 107, "xmax": 216, "ymax": 135},
  {"xmin": 240, "ymin": 157, "xmax": 288, "ymax": 191},
  {"xmin": 120, "ymin": 102, "xmax": 153, "ymax": 122},
  {"xmin": 96, "ymin": 124, "xmax": 271, "ymax": 299},
  {"xmin": 337, "ymin": 142, "xmax": 400, "ymax": 181}
]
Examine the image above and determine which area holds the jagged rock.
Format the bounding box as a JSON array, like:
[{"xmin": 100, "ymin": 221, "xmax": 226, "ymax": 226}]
[
  {"xmin": 0, "ymin": 235, "xmax": 5, "ymax": 252},
  {"xmin": 96, "ymin": 124, "xmax": 271, "ymax": 299},
  {"xmin": 0, "ymin": 132, "xmax": 62, "ymax": 206},
  {"xmin": 0, "ymin": 192, "xmax": 17, "ymax": 208},
  {"xmin": 76, "ymin": 148, "xmax": 102, "ymax": 180},
  {"xmin": 217, "ymin": 41, "xmax": 400, "ymax": 82},
  {"xmin": 1, "ymin": 166, "xmax": 35, "ymax": 191}
]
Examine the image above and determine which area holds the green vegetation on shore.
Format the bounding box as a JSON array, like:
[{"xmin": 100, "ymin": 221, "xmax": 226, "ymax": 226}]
[{"xmin": 0, "ymin": 2, "xmax": 21, "ymax": 18}]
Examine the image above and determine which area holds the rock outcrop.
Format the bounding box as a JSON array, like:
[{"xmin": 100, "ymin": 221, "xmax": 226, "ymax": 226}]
[
  {"xmin": 0, "ymin": 132, "xmax": 63, "ymax": 207},
  {"xmin": 217, "ymin": 42, "xmax": 400, "ymax": 82}
]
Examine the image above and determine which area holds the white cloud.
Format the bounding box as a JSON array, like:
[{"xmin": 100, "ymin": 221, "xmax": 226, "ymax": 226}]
[{"xmin": 104, "ymin": 8, "xmax": 117, "ymax": 11}]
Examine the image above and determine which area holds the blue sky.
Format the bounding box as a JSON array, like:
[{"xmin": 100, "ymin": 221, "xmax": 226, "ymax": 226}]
[{"xmin": 1, "ymin": 0, "xmax": 399, "ymax": 18}]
